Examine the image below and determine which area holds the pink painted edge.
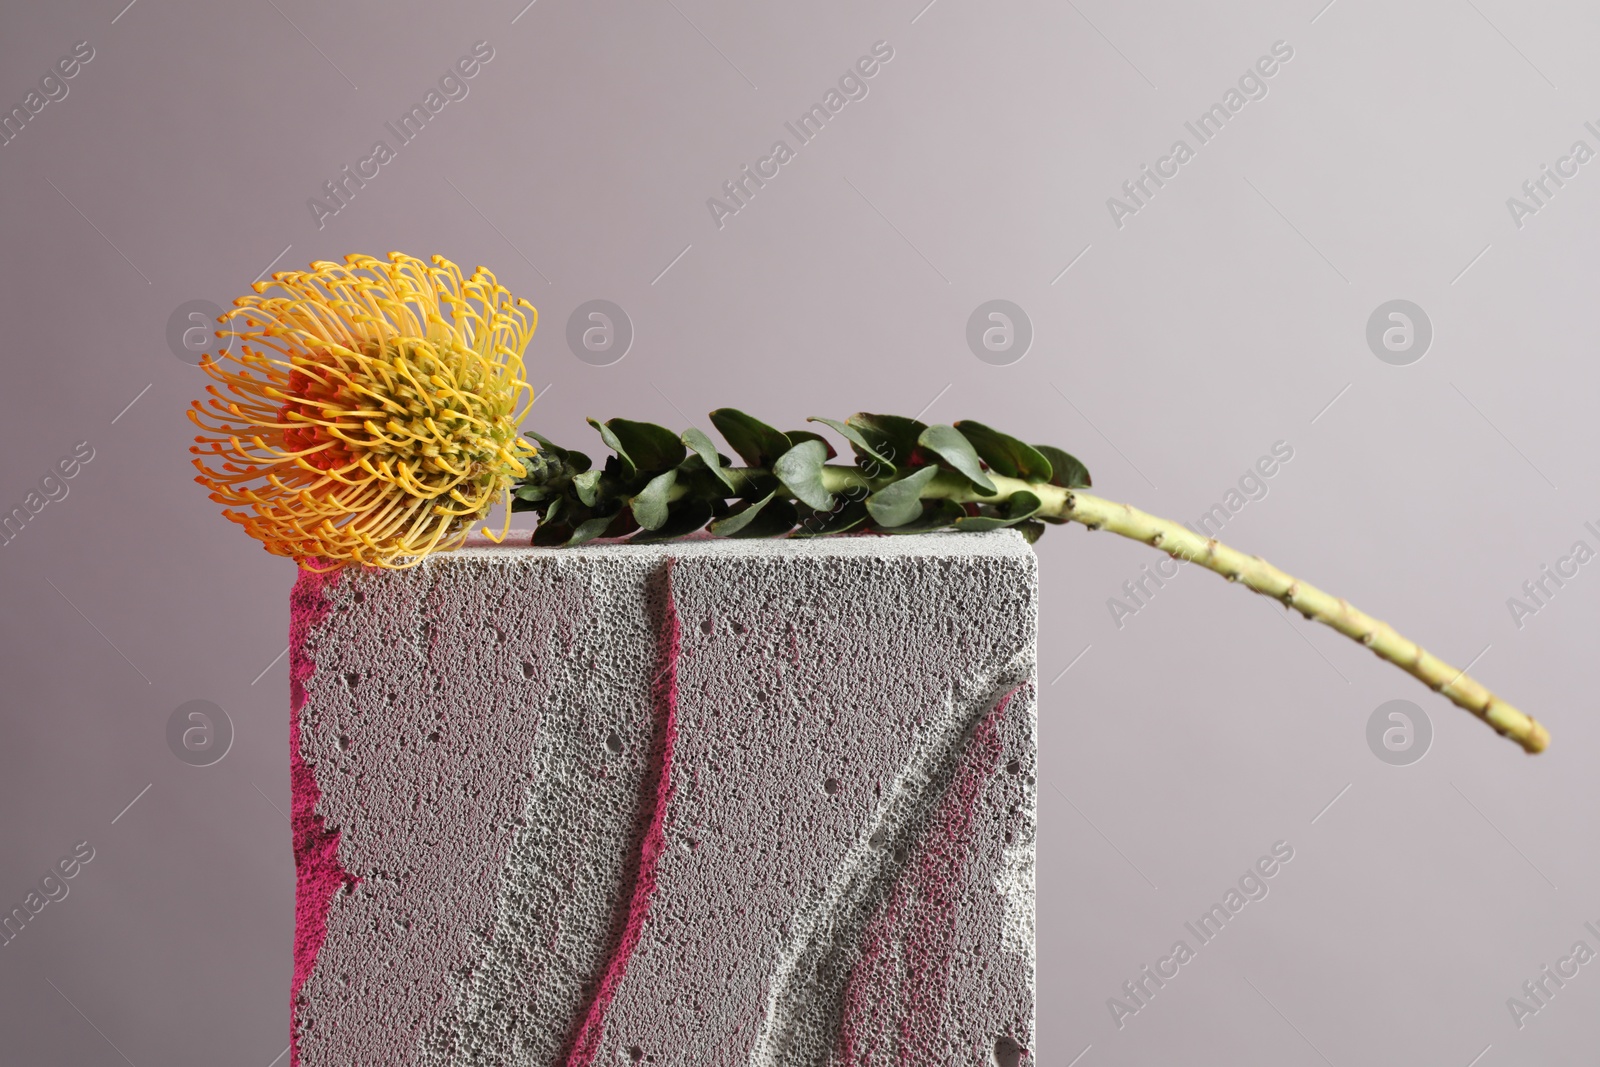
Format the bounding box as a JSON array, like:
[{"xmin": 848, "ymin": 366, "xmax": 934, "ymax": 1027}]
[{"xmin": 288, "ymin": 568, "xmax": 360, "ymax": 1067}]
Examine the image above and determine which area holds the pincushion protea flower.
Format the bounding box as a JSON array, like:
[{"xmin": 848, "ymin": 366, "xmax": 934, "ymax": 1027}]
[{"xmin": 188, "ymin": 252, "xmax": 536, "ymax": 570}]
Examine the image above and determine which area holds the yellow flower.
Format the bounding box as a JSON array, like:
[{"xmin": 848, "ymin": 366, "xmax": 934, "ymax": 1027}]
[{"xmin": 189, "ymin": 252, "xmax": 537, "ymax": 570}]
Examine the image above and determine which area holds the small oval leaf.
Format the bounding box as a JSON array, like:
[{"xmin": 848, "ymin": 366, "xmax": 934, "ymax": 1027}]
[
  {"xmin": 586, "ymin": 417, "xmax": 634, "ymax": 477},
  {"xmin": 709, "ymin": 490, "xmax": 777, "ymax": 536},
  {"xmin": 864, "ymin": 465, "xmax": 940, "ymax": 528},
  {"xmin": 918, "ymin": 424, "xmax": 998, "ymax": 494},
  {"xmin": 1033, "ymin": 444, "xmax": 1091, "ymax": 487},
  {"xmin": 629, "ymin": 499, "xmax": 713, "ymax": 543},
  {"xmin": 522, "ymin": 430, "xmax": 566, "ymax": 459},
  {"xmin": 729, "ymin": 498, "xmax": 797, "ymax": 538},
  {"xmin": 809, "ymin": 416, "xmax": 896, "ymax": 471},
  {"xmin": 573, "ymin": 469, "xmax": 604, "ymax": 507},
  {"xmin": 952, "ymin": 490, "xmax": 1042, "ymax": 531},
  {"xmin": 1015, "ymin": 519, "xmax": 1047, "ymax": 544},
  {"xmin": 846, "ymin": 413, "xmax": 925, "ymax": 470},
  {"xmin": 682, "ymin": 427, "xmax": 738, "ymax": 492},
  {"xmin": 532, "ymin": 521, "xmax": 572, "ymax": 547},
  {"xmin": 566, "ymin": 515, "xmax": 616, "ymax": 546},
  {"xmin": 773, "ymin": 439, "xmax": 835, "ymax": 511},
  {"xmin": 791, "ymin": 499, "xmax": 870, "ymax": 537},
  {"xmin": 873, "ymin": 497, "xmax": 963, "ymax": 534},
  {"xmin": 605, "ymin": 418, "xmax": 685, "ymax": 472},
  {"xmin": 630, "ymin": 469, "xmax": 677, "ymax": 530},
  {"xmin": 782, "ymin": 429, "xmax": 837, "ymax": 460},
  {"xmin": 710, "ymin": 408, "xmax": 791, "ymax": 468},
  {"xmin": 711, "ymin": 492, "xmax": 798, "ymax": 538},
  {"xmin": 953, "ymin": 421, "xmax": 1053, "ymax": 482}
]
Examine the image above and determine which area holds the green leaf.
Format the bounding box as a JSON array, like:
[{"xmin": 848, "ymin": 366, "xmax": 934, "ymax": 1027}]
[
  {"xmin": 953, "ymin": 490, "xmax": 1042, "ymax": 531},
  {"xmin": 675, "ymin": 454, "xmax": 752, "ymax": 504},
  {"xmin": 631, "ymin": 469, "xmax": 677, "ymax": 530},
  {"xmin": 523, "ymin": 430, "xmax": 567, "ymax": 460},
  {"xmin": 732, "ymin": 470, "xmax": 781, "ymax": 504},
  {"xmin": 605, "ymin": 418, "xmax": 685, "ymax": 472},
  {"xmin": 726, "ymin": 497, "xmax": 797, "ymax": 538},
  {"xmin": 629, "ymin": 499, "xmax": 713, "ymax": 543},
  {"xmin": 773, "ymin": 439, "xmax": 835, "ymax": 511},
  {"xmin": 682, "ymin": 427, "xmax": 738, "ymax": 493},
  {"xmin": 710, "ymin": 408, "xmax": 791, "ymax": 468},
  {"xmin": 917, "ymin": 425, "xmax": 998, "ymax": 494},
  {"xmin": 602, "ymin": 508, "xmax": 640, "ymax": 539},
  {"xmin": 1015, "ymin": 519, "xmax": 1047, "ymax": 544},
  {"xmin": 846, "ymin": 413, "xmax": 926, "ymax": 470},
  {"xmin": 532, "ymin": 521, "xmax": 572, "ymax": 546},
  {"xmin": 710, "ymin": 491, "xmax": 797, "ymax": 538},
  {"xmin": 808, "ymin": 416, "xmax": 896, "ymax": 471},
  {"xmin": 573, "ymin": 470, "xmax": 604, "ymax": 507},
  {"xmin": 865, "ymin": 465, "xmax": 940, "ymax": 527},
  {"xmin": 954, "ymin": 421, "xmax": 1053, "ymax": 483},
  {"xmin": 566, "ymin": 514, "xmax": 616, "ymax": 546},
  {"xmin": 1034, "ymin": 444, "xmax": 1091, "ymax": 488},
  {"xmin": 874, "ymin": 497, "xmax": 963, "ymax": 534},
  {"xmin": 564, "ymin": 450, "xmax": 593, "ymax": 474},
  {"xmin": 709, "ymin": 490, "xmax": 776, "ymax": 536},
  {"xmin": 586, "ymin": 418, "xmax": 634, "ymax": 477},
  {"xmin": 782, "ymin": 429, "xmax": 837, "ymax": 459},
  {"xmin": 791, "ymin": 499, "xmax": 871, "ymax": 537}
]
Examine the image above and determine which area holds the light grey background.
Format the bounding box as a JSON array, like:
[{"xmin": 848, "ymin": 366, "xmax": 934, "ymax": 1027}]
[{"xmin": 1, "ymin": 0, "xmax": 1595, "ymax": 1063}]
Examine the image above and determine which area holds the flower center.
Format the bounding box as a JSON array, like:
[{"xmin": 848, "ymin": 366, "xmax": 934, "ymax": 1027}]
[{"xmin": 277, "ymin": 339, "xmax": 514, "ymax": 486}]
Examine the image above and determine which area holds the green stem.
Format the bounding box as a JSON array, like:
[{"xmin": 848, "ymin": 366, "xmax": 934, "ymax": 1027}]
[{"xmin": 708, "ymin": 464, "xmax": 1549, "ymax": 755}]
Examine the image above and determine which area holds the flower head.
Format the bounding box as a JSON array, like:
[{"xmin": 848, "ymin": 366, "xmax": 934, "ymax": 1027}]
[{"xmin": 189, "ymin": 252, "xmax": 536, "ymax": 570}]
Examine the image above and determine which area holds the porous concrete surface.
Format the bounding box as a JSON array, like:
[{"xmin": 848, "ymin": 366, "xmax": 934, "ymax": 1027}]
[{"xmin": 289, "ymin": 530, "xmax": 1038, "ymax": 1066}]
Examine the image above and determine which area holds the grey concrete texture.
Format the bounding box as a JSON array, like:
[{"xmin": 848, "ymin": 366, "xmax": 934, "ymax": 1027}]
[
  {"xmin": 2, "ymin": 0, "xmax": 1599, "ymax": 1064},
  {"xmin": 291, "ymin": 533, "xmax": 1036, "ymax": 1065}
]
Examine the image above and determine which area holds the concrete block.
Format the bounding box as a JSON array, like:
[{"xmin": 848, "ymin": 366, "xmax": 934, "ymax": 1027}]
[{"xmin": 288, "ymin": 530, "xmax": 1038, "ymax": 1066}]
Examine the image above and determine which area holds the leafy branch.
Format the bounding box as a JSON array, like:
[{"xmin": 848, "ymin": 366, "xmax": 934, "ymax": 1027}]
[{"xmin": 511, "ymin": 409, "xmax": 1549, "ymax": 755}]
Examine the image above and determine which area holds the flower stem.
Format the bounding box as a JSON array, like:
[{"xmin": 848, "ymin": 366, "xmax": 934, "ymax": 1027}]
[
  {"xmin": 1055, "ymin": 487, "xmax": 1548, "ymax": 754},
  {"xmin": 795, "ymin": 464, "xmax": 1546, "ymax": 754}
]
